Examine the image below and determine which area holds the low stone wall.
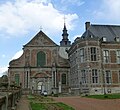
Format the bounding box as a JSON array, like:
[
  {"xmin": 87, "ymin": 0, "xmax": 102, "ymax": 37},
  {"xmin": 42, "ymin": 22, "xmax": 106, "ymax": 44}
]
[{"xmin": 0, "ymin": 89, "xmax": 22, "ymax": 110}]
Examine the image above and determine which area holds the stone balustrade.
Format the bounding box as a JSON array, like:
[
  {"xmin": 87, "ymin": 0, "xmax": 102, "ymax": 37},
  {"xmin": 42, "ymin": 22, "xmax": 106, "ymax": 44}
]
[{"xmin": 0, "ymin": 89, "xmax": 22, "ymax": 110}]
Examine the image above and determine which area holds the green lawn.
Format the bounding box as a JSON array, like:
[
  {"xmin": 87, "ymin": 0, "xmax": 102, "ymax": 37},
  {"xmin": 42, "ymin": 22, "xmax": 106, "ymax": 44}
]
[
  {"xmin": 28, "ymin": 95, "xmax": 75, "ymax": 110},
  {"xmin": 30, "ymin": 102, "xmax": 46, "ymax": 110},
  {"xmin": 30, "ymin": 102, "xmax": 75, "ymax": 110},
  {"xmin": 56, "ymin": 102, "xmax": 75, "ymax": 110},
  {"xmin": 85, "ymin": 94, "xmax": 120, "ymax": 99}
]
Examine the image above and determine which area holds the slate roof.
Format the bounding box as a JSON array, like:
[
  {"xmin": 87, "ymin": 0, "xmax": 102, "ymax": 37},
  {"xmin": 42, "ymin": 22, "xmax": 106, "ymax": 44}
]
[{"xmin": 81, "ymin": 24, "xmax": 120, "ymax": 41}]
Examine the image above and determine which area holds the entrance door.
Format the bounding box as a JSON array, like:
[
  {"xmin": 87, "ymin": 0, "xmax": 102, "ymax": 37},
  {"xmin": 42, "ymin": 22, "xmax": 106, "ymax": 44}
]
[{"xmin": 37, "ymin": 81, "xmax": 44, "ymax": 94}]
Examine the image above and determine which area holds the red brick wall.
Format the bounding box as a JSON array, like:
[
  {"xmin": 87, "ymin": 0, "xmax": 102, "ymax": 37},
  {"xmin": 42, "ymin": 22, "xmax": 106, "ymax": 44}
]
[
  {"xmin": 30, "ymin": 49, "xmax": 52, "ymax": 67},
  {"xmin": 110, "ymin": 50, "xmax": 116, "ymax": 63},
  {"xmin": 112, "ymin": 71, "xmax": 118, "ymax": 83}
]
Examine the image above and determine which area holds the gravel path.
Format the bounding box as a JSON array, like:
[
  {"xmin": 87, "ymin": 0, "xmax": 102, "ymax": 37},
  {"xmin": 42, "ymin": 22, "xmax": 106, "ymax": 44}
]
[
  {"xmin": 53, "ymin": 96, "xmax": 120, "ymax": 110},
  {"xmin": 16, "ymin": 95, "xmax": 30, "ymax": 110}
]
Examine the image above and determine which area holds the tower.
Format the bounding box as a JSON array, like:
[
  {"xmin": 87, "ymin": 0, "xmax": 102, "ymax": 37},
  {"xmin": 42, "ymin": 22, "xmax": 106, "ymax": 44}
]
[{"xmin": 60, "ymin": 23, "xmax": 71, "ymax": 46}]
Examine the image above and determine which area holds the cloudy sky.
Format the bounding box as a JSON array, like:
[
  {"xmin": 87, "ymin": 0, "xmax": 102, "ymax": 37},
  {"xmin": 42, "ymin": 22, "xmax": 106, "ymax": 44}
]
[{"xmin": 0, "ymin": 0, "xmax": 120, "ymax": 76}]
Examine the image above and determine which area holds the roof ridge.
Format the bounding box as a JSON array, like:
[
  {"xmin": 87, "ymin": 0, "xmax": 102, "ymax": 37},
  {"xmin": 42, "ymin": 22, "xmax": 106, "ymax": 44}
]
[{"xmin": 91, "ymin": 24, "xmax": 120, "ymax": 27}]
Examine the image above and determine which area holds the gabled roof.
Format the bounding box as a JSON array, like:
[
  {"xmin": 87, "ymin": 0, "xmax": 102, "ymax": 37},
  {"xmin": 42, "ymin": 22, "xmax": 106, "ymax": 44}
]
[
  {"xmin": 82, "ymin": 24, "xmax": 120, "ymax": 41},
  {"xmin": 24, "ymin": 31, "xmax": 58, "ymax": 47}
]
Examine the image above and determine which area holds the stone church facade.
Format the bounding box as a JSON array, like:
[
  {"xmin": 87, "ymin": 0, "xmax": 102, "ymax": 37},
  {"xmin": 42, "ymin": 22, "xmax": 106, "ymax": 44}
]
[
  {"xmin": 9, "ymin": 21, "xmax": 120, "ymax": 95},
  {"xmin": 8, "ymin": 24, "xmax": 71, "ymax": 94}
]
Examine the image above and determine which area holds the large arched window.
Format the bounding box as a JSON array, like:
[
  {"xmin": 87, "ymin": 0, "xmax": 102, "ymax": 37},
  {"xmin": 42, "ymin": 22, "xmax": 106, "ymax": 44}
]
[
  {"xmin": 15, "ymin": 74, "xmax": 20, "ymax": 86},
  {"xmin": 62, "ymin": 74, "xmax": 66, "ymax": 84},
  {"xmin": 37, "ymin": 51, "xmax": 46, "ymax": 66}
]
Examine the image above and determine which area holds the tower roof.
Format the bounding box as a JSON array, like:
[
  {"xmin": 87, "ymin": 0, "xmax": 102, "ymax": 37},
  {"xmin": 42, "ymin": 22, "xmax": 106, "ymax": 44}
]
[
  {"xmin": 60, "ymin": 23, "xmax": 71, "ymax": 46},
  {"xmin": 82, "ymin": 23, "xmax": 120, "ymax": 42}
]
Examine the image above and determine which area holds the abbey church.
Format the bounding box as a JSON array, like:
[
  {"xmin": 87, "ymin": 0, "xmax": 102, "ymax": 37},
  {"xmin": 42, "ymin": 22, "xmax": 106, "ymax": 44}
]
[
  {"xmin": 8, "ymin": 23, "xmax": 71, "ymax": 94},
  {"xmin": 9, "ymin": 22, "xmax": 120, "ymax": 95}
]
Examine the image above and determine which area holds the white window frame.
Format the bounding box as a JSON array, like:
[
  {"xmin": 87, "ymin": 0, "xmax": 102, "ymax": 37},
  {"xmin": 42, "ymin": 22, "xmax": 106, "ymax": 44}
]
[
  {"xmin": 105, "ymin": 70, "xmax": 112, "ymax": 84},
  {"xmin": 118, "ymin": 71, "xmax": 120, "ymax": 83},
  {"xmin": 103, "ymin": 50, "xmax": 109, "ymax": 63},
  {"xmin": 116, "ymin": 50, "xmax": 120, "ymax": 64},
  {"xmin": 80, "ymin": 48, "xmax": 84, "ymax": 63},
  {"xmin": 81, "ymin": 70, "xmax": 87, "ymax": 83},
  {"xmin": 91, "ymin": 47, "xmax": 97, "ymax": 61},
  {"xmin": 92, "ymin": 69, "xmax": 98, "ymax": 83}
]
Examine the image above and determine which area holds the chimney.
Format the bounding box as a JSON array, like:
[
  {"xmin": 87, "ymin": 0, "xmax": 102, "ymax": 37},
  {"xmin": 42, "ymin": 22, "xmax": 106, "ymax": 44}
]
[{"xmin": 85, "ymin": 22, "xmax": 90, "ymax": 30}]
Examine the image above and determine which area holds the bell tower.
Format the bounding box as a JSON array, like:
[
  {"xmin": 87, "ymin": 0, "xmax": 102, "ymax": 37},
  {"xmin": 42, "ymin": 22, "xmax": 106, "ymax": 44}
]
[{"xmin": 60, "ymin": 19, "xmax": 71, "ymax": 46}]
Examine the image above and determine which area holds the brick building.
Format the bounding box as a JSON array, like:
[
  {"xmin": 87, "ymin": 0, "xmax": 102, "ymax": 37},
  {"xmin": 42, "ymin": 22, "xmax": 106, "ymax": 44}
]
[
  {"xmin": 9, "ymin": 21, "xmax": 120, "ymax": 95},
  {"xmin": 68, "ymin": 22, "xmax": 120, "ymax": 95},
  {"xmin": 8, "ymin": 23, "xmax": 71, "ymax": 94}
]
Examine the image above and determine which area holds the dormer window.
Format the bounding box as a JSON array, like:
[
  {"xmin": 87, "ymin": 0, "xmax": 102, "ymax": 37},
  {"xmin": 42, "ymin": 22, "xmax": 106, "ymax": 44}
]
[
  {"xmin": 90, "ymin": 35, "xmax": 93, "ymax": 38},
  {"xmin": 74, "ymin": 37, "xmax": 80, "ymax": 42},
  {"xmin": 102, "ymin": 37, "xmax": 107, "ymax": 41},
  {"xmin": 115, "ymin": 37, "xmax": 120, "ymax": 42}
]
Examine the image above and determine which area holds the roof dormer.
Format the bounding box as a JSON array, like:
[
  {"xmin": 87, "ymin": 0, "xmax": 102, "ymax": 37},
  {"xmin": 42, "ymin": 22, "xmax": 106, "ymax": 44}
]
[
  {"xmin": 102, "ymin": 37, "xmax": 107, "ymax": 42},
  {"xmin": 114, "ymin": 36, "xmax": 120, "ymax": 42}
]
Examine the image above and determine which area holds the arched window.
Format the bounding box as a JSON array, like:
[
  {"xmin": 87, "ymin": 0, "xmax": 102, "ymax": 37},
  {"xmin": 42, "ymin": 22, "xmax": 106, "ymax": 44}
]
[
  {"xmin": 62, "ymin": 74, "xmax": 66, "ymax": 84},
  {"xmin": 37, "ymin": 51, "xmax": 46, "ymax": 66},
  {"xmin": 15, "ymin": 74, "xmax": 20, "ymax": 86}
]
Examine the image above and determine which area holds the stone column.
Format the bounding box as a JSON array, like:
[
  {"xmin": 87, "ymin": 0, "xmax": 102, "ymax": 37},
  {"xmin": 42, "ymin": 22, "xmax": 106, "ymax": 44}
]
[{"xmin": 58, "ymin": 82, "xmax": 61, "ymax": 93}]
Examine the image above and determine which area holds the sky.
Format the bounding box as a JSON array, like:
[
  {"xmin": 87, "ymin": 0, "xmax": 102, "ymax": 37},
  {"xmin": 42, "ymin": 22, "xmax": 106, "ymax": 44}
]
[{"xmin": 0, "ymin": 0, "xmax": 120, "ymax": 76}]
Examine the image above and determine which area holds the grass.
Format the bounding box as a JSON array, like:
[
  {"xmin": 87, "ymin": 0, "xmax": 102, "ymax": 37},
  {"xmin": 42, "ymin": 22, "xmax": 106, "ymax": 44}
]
[
  {"xmin": 56, "ymin": 102, "xmax": 75, "ymax": 110},
  {"xmin": 30, "ymin": 102, "xmax": 75, "ymax": 110},
  {"xmin": 28, "ymin": 95, "xmax": 75, "ymax": 110},
  {"xmin": 27, "ymin": 95, "xmax": 35, "ymax": 99},
  {"xmin": 30, "ymin": 102, "xmax": 46, "ymax": 110},
  {"xmin": 85, "ymin": 94, "xmax": 120, "ymax": 99}
]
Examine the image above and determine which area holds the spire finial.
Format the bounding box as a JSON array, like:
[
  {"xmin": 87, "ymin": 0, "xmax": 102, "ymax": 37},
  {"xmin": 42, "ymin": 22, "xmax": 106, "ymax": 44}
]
[
  {"xmin": 64, "ymin": 15, "xmax": 66, "ymax": 25},
  {"xmin": 40, "ymin": 26, "xmax": 42, "ymax": 31},
  {"xmin": 63, "ymin": 15, "xmax": 67, "ymax": 30}
]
